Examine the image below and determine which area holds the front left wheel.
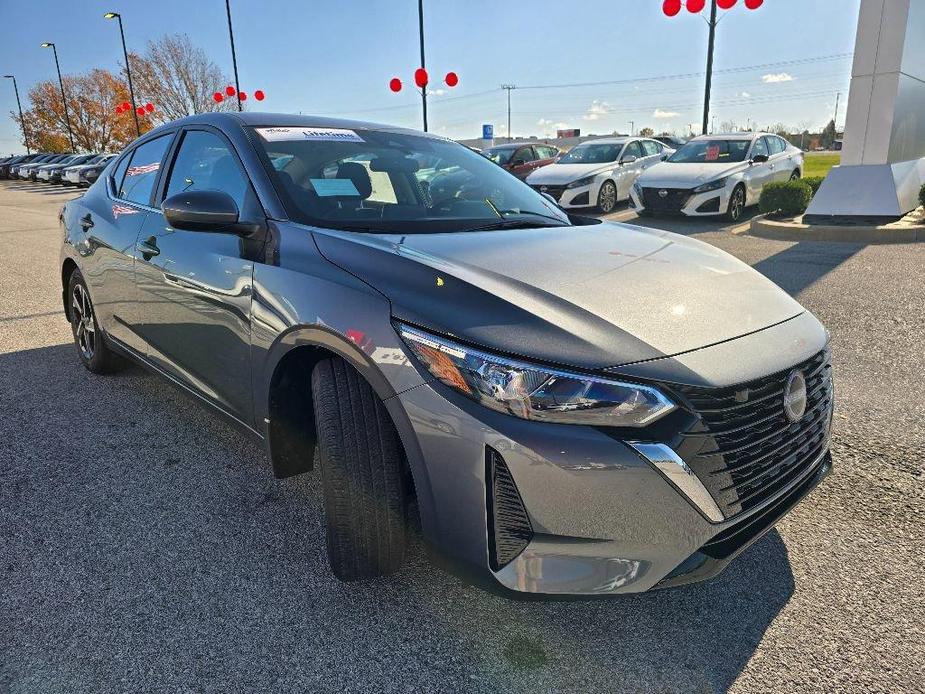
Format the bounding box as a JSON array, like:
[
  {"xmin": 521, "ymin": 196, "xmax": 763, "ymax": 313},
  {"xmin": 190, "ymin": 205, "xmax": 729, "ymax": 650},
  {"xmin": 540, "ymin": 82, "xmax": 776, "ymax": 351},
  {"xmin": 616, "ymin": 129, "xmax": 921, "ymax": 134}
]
[
  {"xmin": 597, "ymin": 180, "xmax": 618, "ymax": 214},
  {"xmin": 67, "ymin": 269, "xmax": 123, "ymax": 374},
  {"xmin": 311, "ymin": 356, "xmax": 409, "ymax": 581}
]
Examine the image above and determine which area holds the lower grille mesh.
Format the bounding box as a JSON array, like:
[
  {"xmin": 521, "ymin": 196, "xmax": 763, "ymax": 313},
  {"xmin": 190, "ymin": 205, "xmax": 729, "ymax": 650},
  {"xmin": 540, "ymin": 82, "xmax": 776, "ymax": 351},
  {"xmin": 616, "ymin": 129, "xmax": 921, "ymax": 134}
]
[{"xmin": 486, "ymin": 448, "xmax": 532, "ymax": 570}]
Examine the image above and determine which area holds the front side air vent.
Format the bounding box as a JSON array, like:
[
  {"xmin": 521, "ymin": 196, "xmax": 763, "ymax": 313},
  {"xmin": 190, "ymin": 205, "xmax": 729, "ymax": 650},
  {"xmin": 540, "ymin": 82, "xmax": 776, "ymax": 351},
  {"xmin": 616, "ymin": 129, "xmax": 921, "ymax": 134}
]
[{"xmin": 486, "ymin": 448, "xmax": 533, "ymax": 571}]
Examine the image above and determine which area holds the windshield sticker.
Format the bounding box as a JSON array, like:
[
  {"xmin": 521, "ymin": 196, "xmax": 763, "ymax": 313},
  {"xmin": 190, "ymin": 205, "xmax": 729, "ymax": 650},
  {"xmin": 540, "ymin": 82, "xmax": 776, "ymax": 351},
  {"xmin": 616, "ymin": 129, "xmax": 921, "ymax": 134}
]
[
  {"xmin": 705, "ymin": 145, "xmax": 721, "ymax": 161},
  {"xmin": 256, "ymin": 127, "xmax": 365, "ymax": 143},
  {"xmin": 310, "ymin": 178, "xmax": 361, "ymax": 197},
  {"xmin": 126, "ymin": 162, "xmax": 160, "ymax": 176}
]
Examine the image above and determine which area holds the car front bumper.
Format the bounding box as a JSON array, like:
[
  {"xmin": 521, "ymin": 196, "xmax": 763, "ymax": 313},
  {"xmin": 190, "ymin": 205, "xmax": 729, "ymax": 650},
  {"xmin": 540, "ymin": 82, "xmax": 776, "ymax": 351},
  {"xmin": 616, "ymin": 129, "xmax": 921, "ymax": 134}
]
[
  {"xmin": 530, "ymin": 181, "xmax": 600, "ymax": 209},
  {"xmin": 630, "ymin": 184, "xmax": 731, "ymax": 217}
]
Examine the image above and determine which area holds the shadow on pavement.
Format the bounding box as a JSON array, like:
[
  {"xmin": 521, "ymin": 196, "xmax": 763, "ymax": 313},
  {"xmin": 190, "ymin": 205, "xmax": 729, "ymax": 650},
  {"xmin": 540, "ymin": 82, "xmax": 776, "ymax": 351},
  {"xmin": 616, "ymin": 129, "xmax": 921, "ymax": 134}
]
[
  {"xmin": 1, "ymin": 342, "xmax": 796, "ymax": 692},
  {"xmin": 751, "ymin": 240, "xmax": 865, "ymax": 296}
]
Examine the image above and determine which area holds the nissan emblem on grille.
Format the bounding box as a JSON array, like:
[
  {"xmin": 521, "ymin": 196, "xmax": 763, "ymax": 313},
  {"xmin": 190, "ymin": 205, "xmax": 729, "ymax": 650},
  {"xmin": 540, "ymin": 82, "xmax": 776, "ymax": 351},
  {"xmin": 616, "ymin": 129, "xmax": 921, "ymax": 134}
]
[
  {"xmin": 783, "ymin": 370, "xmax": 808, "ymax": 422},
  {"xmin": 658, "ymin": 189, "xmax": 669, "ymax": 197}
]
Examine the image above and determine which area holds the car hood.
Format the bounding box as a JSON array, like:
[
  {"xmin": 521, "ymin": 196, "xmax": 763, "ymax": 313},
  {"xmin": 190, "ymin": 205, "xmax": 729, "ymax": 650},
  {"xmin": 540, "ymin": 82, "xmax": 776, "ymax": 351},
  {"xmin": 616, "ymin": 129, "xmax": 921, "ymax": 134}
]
[
  {"xmin": 638, "ymin": 161, "xmax": 749, "ymax": 188},
  {"xmin": 526, "ymin": 162, "xmax": 614, "ymax": 185},
  {"xmin": 312, "ymin": 221, "xmax": 805, "ymax": 370}
]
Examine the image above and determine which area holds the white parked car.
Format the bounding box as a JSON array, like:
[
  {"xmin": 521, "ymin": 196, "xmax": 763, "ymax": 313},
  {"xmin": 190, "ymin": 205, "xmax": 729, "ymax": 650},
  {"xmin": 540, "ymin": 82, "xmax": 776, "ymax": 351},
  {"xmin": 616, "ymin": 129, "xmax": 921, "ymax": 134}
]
[
  {"xmin": 630, "ymin": 133, "xmax": 804, "ymax": 221},
  {"xmin": 526, "ymin": 137, "xmax": 673, "ymax": 213}
]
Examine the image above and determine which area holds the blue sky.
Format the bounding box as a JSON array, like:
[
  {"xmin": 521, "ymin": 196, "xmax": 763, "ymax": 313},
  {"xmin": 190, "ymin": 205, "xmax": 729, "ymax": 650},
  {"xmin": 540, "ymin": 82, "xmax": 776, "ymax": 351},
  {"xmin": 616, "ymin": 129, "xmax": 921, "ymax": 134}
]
[{"xmin": 1, "ymin": 0, "xmax": 861, "ymax": 153}]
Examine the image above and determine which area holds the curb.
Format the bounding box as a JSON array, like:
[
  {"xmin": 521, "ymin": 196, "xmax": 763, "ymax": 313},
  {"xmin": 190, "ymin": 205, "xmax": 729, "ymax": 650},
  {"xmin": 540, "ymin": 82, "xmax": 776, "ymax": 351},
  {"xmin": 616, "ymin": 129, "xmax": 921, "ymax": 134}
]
[{"xmin": 749, "ymin": 214, "xmax": 925, "ymax": 244}]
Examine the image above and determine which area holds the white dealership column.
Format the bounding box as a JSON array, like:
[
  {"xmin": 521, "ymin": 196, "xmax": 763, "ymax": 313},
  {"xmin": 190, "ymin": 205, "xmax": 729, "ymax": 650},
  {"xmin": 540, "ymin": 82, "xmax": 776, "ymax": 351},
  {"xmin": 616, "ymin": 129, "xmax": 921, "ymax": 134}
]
[{"xmin": 805, "ymin": 0, "xmax": 925, "ymax": 224}]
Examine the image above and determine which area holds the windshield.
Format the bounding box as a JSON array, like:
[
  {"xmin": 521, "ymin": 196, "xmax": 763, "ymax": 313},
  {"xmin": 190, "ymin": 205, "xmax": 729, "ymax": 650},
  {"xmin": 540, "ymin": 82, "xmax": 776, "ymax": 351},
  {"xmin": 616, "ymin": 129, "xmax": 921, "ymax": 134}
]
[
  {"xmin": 556, "ymin": 144, "xmax": 620, "ymax": 164},
  {"xmin": 483, "ymin": 148, "xmax": 515, "ymax": 165},
  {"xmin": 252, "ymin": 127, "xmax": 570, "ymax": 233},
  {"xmin": 668, "ymin": 139, "xmax": 751, "ymax": 164}
]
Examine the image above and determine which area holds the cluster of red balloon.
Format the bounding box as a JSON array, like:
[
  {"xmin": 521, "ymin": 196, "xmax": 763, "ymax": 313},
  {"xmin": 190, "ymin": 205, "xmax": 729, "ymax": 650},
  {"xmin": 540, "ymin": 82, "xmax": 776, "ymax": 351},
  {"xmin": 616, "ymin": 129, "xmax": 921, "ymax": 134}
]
[
  {"xmin": 212, "ymin": 85, "xmax": 266, "ymax": 103},
  {"xmin": 662, "ymin": 0, "xmax": 762, "ymax": 16},
  {"xmin": 389, "ymin": 69, "xmax": 458, "ymax": 93},
  {"xmin": 114, "ymin": 101, "xmax": 155, "ymax": 116}
]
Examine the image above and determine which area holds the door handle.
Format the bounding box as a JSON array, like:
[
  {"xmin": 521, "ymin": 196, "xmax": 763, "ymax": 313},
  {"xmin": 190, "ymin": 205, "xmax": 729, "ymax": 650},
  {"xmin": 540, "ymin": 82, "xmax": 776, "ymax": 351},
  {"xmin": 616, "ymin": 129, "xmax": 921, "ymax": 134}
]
[
  {"xmin": 80, "ymin": 213, "xmax": 94, "ymax": 231},
  {"xmin": 136, "ymin": 236, "xmax": 160, "ymax": 258}
]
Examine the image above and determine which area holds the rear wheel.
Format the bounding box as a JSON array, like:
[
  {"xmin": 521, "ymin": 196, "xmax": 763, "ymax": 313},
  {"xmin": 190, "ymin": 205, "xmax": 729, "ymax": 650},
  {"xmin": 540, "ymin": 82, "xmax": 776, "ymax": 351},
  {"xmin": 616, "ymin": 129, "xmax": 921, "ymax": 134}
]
[
  {"xmin": 311, "ymin": 356, "xmax": 409, "ymax": 581},
  {"xmin": 597, "ymin": 180, "xmax": 618, "ymax": 213},
  {"xmin": 790, "ymin": 170, "xmax": 801, "ymax": 181},
  {"xmin": 725, "ymin": 184, "xmax": 746, "ymax": 222},
  {"xmin": 67, "ymin": 269, "xmax": 123, "ymax": 374}
]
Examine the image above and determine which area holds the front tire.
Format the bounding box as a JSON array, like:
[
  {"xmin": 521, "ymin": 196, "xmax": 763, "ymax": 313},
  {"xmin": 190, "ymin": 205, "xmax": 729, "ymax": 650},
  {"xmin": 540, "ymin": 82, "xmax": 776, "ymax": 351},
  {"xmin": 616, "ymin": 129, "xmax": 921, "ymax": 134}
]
[
  {"xmin": 597, "ymin": 180, "xmax": 618, "ymax": 213},
  {"xmin": 790, "ymin": 170, "xmax": 801, "ymax": 181},
  {"xmin": 311, "ymin": 357, "xmax": 409, "ymax": 581},
  {"xmin": 725, "ymin": 184, "xmax": 746, "ymax": 222},
  {"xmin": 67, "ymin": 269, "xmax": 123, "ymax": 374}
]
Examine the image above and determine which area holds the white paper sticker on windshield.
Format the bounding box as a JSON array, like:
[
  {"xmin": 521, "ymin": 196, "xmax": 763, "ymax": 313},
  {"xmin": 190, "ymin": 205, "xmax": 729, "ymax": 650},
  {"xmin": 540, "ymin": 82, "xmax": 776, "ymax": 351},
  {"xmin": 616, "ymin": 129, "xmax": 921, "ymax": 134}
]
[
  {"xmin": 310, "ymin": 178, "xmax": 360, "ymax": 197},
  {"xmin": 256, "ymin": 127, "xmax": 364, "ymax": 143}
]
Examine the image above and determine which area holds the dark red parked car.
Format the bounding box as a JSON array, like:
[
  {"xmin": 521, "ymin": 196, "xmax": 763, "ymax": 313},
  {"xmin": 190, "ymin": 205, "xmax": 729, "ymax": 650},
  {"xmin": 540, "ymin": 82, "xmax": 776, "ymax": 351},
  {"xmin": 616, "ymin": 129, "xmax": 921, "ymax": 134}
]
[{"xmin": 482, "ymin": 142, "xmax": 560, "ymax": 180}]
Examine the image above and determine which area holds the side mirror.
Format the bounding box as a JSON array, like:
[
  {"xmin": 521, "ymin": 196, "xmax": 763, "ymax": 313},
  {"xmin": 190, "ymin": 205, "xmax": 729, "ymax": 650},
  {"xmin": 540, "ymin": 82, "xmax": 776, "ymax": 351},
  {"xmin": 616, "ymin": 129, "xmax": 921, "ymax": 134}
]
[
  {"xmin": 621, "ymin": 155, "xmax": 638, "ymax": 165},
  {"xmin": 541, "ymin": 192, "xmax": 559, "ymax": 206},
  {"xmin": 511, "ymin": 159, "xmax": 526, "ymax": 167},
  {"xmin": 660, "ymin": 154, "xmax": 669, "ymax": 161},
  {"xmin": 751, "ymin": 154, "xmax": 769, "ymax": 164},
  {"xmin": 162, "ymin": 190, "xmax": 257, "ymax": 236}
]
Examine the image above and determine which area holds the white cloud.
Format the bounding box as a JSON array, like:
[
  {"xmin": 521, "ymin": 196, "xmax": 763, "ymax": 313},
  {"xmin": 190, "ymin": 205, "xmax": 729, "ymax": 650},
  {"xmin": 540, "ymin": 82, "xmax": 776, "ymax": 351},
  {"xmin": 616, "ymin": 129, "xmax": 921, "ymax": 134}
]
[
  {"xmin": 583, "ymin": 100, "xmax": 611, "ymax": 121},
  {"xmin": 537, "ymin": 118, "xmax": 569, "ymax": 129},
  {"xmin": 427, "ymin": 88, "xmax": 446, "ymax": 96},
  {"xmin": 762, "ymin": 73, "xmax": 795, "ymax": 83},
  {"xmin": 740, "ymin": 91, "xmax": 751, "ymax": 98},
  {"xmin": 653, "ymin": 108, "xmax": 680, "ymax": 119}
]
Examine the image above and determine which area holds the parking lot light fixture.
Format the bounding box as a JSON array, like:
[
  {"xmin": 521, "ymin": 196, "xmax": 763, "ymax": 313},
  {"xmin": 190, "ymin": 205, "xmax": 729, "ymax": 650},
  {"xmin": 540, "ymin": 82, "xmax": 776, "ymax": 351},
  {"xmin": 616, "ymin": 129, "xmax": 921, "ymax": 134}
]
[
  {"xmin": 3, "ymin": 74, "xmax": 30, "ymax": 154},
  {"xmin": 104, "ymin": 11, "xmax": 141, "ymax": 137},
  {"xmin": 40, "ymin": 42, "xmax": 76, "ymax": 151}
]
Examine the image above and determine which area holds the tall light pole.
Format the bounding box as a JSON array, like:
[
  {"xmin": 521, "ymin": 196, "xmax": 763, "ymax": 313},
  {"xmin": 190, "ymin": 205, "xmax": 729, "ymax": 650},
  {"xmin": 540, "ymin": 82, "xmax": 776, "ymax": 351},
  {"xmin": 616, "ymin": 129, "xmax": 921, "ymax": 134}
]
[
  {"xmin": 104, "ymin": 12, "xmax": 141, "ymax": 137},
  {"xmin": 417, "ymin": 0, "xmax": 428, "ymax": 131},
  {"xmin": 701, "ymin": 0, "xmax": 718, "ymax": 135},
  {"xmin": 224, "ymin": 0, "xmax": 242, "ymax": 111},
  {"xmin": 501, "ymin": 84, "xmax": 515, "ymax": 142},
  {"xmin": 41, "ymin": 42, "xmax": 76, "ymax": 151},
  {"xmin": 628, "ymin": 121, "xmax": 635, "ymax": 136},
  {"xmin": 3, "ymin": 75, "xmax": 30, "ymax": 154}
]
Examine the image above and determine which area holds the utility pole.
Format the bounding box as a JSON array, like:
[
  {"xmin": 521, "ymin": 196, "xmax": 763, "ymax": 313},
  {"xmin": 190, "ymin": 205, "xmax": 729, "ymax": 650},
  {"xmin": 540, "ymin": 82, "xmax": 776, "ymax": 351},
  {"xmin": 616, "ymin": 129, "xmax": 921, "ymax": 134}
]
[
  {"xmin": 225, "ymin": 0, "xmax": 242, "ymax": 111},
  {"xmin": 40, "ymin": 42, "xmax": 76, "ymax": 151},
  {"xmin": 3, "ymin": 75, "xmax": 30, "ymax": 154},
  {"xmin": 418, "ymin": 0, "xmax": 428, "ymax": 131},
  {"xmin": 702, "ymin": 0, "xmax": 718, "ymax": 135},
  {"xmin": 501, "ymin": 84, "xmax": 515, "ymax": 141},
  {"xmin": 628, "ymin": 121, "xmax": 635, "ymax": 136},
  {"xmin": 832, "ymin": 91, "xmax": 841, "ymax": 146}
]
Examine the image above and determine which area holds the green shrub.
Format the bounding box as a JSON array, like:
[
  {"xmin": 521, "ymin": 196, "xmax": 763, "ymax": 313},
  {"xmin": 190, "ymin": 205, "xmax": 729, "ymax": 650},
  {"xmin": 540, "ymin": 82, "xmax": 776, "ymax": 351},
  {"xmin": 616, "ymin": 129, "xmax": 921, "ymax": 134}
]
[
  {"xmin": 802, "ymin": 176, "xmax": 825, "ymax": 195},
  {"xmin": 919, "ymin": 183, "xmax": 925, "ymax": 208},
  {"xmin": 759, "ymin": 180, "xmax": 813, "ymax": 217}
]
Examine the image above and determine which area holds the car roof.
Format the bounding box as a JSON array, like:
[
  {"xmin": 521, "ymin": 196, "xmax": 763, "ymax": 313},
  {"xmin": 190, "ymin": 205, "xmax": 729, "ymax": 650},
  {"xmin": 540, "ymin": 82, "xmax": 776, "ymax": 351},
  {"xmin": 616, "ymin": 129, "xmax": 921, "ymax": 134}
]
[
  {"xmin": 690, "ymin": 132, "xmax": 775, "ymax": 141},
  {"xmin": 486, "ymin": 142, "xmax": 552, "ymax": 150},
  {"xmin": 573, "ymin": 137, "xmax": 629, "ymax": 145},
  {"xmin": 144, "ymin": 111, "xmax": 437, "ymax": 141}
]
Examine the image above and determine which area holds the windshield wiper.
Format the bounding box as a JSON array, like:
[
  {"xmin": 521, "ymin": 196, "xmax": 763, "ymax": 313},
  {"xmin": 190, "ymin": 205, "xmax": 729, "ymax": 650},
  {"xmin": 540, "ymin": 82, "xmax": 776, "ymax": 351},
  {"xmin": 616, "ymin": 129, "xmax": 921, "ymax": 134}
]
[{"xmin": 460, "ymin": 218, "xmax": 568, "ymax": 233}]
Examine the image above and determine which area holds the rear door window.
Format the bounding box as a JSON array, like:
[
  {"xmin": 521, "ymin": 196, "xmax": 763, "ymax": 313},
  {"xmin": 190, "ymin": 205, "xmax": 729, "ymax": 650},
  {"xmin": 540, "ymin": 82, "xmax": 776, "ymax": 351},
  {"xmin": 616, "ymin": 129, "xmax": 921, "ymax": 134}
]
[
  {"xmin": 640, "ymin": 140, "xmax": 661, "ymax": 157},
  {"xmin": 117, "ymin": 134, "xmax": 173, "ymax": 206},
  {"xmin": 622, "ymin": 141, "xmax": 644, "ymax": 160}
]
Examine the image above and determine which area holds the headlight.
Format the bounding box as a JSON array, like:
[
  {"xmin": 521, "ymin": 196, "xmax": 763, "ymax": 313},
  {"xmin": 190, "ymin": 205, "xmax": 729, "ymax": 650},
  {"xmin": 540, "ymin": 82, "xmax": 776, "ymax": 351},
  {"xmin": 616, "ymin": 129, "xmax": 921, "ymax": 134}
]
[
  {"xmin": 693, "ymin": 177, "xmax": 728, "ymax": 194},
  {"xmin": 566, "ymin": 175, "xmax": 597, "ymax": 189},
  {"xmin": 399, "ymin": 324, "xmax": 676, "ymax": 427}
]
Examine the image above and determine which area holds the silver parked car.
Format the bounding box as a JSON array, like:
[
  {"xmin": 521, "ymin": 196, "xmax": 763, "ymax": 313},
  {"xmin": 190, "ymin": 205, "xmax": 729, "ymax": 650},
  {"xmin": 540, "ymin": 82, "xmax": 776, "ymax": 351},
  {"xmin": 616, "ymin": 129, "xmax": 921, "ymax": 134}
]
[{"xmin": 59, "ymin": 113, "xmax": 833, "ymax": 596}]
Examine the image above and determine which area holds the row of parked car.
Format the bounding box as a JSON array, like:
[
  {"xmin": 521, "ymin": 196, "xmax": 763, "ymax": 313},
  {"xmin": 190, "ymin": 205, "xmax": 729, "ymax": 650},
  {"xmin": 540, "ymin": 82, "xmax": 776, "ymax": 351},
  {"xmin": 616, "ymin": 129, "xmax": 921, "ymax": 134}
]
[
  {"xmin": 482, "ymin": 132, "xmax": 805, "ymax": 221},
  {"xmin": 0, "ymin": 152, "xmax": 117, "ymax": 187}
]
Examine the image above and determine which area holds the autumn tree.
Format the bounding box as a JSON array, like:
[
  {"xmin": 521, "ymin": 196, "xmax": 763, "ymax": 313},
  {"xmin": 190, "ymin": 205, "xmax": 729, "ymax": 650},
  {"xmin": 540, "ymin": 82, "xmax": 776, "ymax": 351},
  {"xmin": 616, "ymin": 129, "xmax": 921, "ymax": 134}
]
[
  {"xmin": 15, "ymin": 68, "xmax": 149, "ymax": 153},
  {"xmin": 638, "ymin": 127, "xmax": 655, "ymax": 137},
  {"xmin": 128, "ymin": 34, "xmax": 236, "ymax": 122}
]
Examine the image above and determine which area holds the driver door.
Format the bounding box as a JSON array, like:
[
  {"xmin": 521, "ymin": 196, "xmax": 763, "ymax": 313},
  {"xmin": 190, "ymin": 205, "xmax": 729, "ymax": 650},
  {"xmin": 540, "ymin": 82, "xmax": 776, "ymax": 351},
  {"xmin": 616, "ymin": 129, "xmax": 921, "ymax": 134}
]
[
  {"xmin": 744, "ymin": 136, "xmax": 773, "ymax": 202},
  {"xmin": 616, "ymin": 141, "xmax": 645, "ymax": 199}
]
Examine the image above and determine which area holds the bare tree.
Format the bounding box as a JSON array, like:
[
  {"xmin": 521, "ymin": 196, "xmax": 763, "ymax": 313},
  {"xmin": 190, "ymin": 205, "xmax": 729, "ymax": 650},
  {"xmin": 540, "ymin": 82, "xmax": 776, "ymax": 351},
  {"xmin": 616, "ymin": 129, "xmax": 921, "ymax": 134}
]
[{"xmin": 128, "ymin": 34, "xmax": 236, "ymax": 123}]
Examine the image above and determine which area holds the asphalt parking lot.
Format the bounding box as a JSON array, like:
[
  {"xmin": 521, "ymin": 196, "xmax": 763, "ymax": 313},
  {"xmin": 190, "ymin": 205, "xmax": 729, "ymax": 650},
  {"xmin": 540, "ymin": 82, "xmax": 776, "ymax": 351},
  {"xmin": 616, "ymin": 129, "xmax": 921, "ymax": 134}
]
[{"xmin": 1, "ymin": 181, "xmax": 923, "ymax": 693}]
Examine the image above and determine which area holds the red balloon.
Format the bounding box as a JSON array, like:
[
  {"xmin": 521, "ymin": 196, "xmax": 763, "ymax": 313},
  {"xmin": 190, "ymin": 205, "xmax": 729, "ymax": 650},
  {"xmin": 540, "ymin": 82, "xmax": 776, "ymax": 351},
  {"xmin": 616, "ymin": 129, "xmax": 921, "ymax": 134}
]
[
  {"xmin": 239, "ymin": 91, "xmax": 247, "ymax": 101},
  {"xmin": 389, "ymin": 77, "xmax": 402, "ymax": 92},
  {"xmin": 414, "ymin": 67, "xmax": 428, "ymax": 88},
  {"xmin": 213, "ymin": 92, "xmax": 224, "ymax": 103},
  {"xmin": 136, "ymin": 106, "xmax": 145, "ymax": 116},
  {"xmin": 225, "ymin": 85, "xmax": 236, "ymax": 96},
  {"xmin": 717, "ymin": 0, "xmax": 737, "ymax": 8},
  {"xmin": 663, "ymin": 0, "xmax": 682, "ymax": 16},
  {"xmin": 445, "ymin": 71, "xmax": 459, "ymax": 87},
  {"xmin": 254, "ymin": 89, "xmax": 265, "ymax": 101},
  {"xmin": 145, "ymin": 103, "xmax": 154, "ymax": 112},
  {"xmin": 121, "ymin": 101, "xmax": 130, "ymax": 110},
  {"xmin": 115, "ymin": 105, "xmax": 122, "ymax": 114},
  {"xmin": 687, "ymin": 0, "xmax": 706, "ymax": 12},
  {"xmin": 744, "ymin": 0, "xmax": 763, "ymax": 8}
]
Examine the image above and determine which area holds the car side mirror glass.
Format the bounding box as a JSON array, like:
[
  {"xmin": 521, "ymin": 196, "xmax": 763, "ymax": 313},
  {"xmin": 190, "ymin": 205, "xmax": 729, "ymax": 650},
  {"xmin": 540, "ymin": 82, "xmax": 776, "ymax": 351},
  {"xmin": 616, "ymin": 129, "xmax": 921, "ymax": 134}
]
[
  {"xmin": 162, "ymin": 190, "xmax": 256, "ymax": 236},
  {"xmin": 621, "ymin": 155, "xmax": 638, "ymax": 165},
  {"xmin": 751, "ymin": 154, "xmax": 769, "ymax": 164},
  {"xmin": 660, "ymin": 154, "xmax": 669, "ymax": 161},
  {"xmin": 512, "ymin": 159, "xmax": 525, "ymax": 167}
]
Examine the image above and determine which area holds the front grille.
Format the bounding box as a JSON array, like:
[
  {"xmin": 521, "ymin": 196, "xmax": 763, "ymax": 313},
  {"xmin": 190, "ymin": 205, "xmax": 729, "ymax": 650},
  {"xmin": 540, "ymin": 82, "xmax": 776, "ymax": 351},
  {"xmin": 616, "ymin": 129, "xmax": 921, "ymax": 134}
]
[
  {"xmin": 674, "ymin": 348, "xmax": 833, "ymax": 518},
  {"xmin": 531, "ymin": 184, "xmax": 566, "ymax": 201},
  {"xmin": 642, "ymin": 187, "xmax": 692, "ymax": 212},
  {"xmin": 486, "ymin": 447, "xmax": 532, "ymax": 570}
]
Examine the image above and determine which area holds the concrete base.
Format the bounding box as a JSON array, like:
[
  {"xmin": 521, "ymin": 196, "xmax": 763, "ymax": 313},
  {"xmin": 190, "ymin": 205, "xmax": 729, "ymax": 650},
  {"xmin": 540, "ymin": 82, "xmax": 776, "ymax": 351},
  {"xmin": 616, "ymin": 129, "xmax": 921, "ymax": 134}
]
[
  {"xmin": 750, "ymin": 211, "xmax": 925, "ymax": 244},
  {"xmin": 803, "ymin": 157, "xmax": 925, "ymax": 225}
]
